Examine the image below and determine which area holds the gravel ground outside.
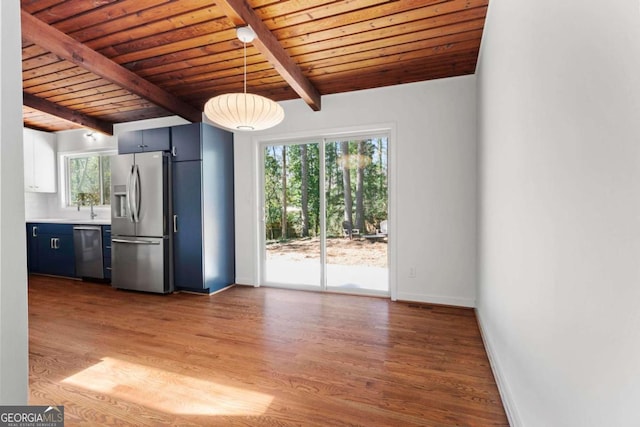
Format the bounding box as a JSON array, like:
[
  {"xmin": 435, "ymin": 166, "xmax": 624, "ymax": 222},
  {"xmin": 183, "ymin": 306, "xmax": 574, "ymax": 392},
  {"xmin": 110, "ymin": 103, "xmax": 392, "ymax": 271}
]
[{"xmin": 265, "ymin": 237, "xmax": 388, "ymax": 268}]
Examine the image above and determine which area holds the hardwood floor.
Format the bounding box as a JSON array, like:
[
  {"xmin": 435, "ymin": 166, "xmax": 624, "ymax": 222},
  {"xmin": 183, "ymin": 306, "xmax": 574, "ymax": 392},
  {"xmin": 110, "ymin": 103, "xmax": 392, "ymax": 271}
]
[{"xmin": 28, "ymin": 275, "xmax": 508, "ymax": 426}]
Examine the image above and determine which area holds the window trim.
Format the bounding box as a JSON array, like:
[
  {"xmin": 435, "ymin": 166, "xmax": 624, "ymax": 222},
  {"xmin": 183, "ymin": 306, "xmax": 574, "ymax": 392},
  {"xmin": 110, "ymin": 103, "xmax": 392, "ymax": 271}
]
[{"xmin": 61, "ymin": 150, "xmax": 116, "ymax": 208}]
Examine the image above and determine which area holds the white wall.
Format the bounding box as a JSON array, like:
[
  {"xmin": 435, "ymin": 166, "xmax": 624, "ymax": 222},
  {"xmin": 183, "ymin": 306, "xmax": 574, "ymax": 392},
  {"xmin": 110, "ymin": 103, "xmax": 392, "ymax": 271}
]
[
  {"xmin": 234, "ymin": 76, "xmax": 478, "ymax": 306},
  {"xmin": 476, "ymin": 0, "xmax": 640, "ymax": 425},
  {"xmin": 0, "ymin": 0, "xmax": 28, "ymax": 404}
]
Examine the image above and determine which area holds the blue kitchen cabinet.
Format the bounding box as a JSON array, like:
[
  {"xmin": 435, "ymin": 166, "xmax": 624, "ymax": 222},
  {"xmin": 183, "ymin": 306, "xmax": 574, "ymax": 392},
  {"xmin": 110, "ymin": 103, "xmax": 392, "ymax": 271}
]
[
  {"xmin": 38, "ymin": 234, "xmax": 75, "ymax": 277},
  {"xmin": 117, "ymin": 130, "xmax": 141, "ymax": 153},
  {"xmin": 171, "ymin": 123, "xmax": 235, "ymax": 293},
  {"xmin": 102, "ymin": 225, "xmax": 111, "ymax": 280},
  {"xmin": 118, "ymin": 127, "xmax": 171, "ymax": 154},
  {"xmin": 171, "ymin": 122, "xmax": 232, "ymax": 161},
  {"xmin": 173, "ymin": 161, "xmax": 203, "ymax": 288},
  {"xmin": 26, "ymin": 224, "xmax": 39, "ymax": 273},
  {"xmin": 28, "ymin": 223, "xmax": 75, "ymax": 278}
]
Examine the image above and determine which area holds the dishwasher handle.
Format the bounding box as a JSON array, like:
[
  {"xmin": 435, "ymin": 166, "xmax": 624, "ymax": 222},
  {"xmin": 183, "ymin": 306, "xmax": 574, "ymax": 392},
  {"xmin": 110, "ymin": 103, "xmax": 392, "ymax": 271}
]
[
  {"xmin": 73, "ymin": 226, "xmax": 102, "ymax": 231},
  {"xmin": 112, "ymin": 238, "xmax": 161, "ymax": 245}
]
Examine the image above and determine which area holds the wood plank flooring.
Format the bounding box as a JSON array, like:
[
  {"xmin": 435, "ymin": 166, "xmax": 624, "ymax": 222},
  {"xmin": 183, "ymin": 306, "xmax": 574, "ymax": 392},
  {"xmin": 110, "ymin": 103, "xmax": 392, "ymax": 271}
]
[{"xmin": 28, "ymin": 275, "xmax": 508, "ymax": 426}]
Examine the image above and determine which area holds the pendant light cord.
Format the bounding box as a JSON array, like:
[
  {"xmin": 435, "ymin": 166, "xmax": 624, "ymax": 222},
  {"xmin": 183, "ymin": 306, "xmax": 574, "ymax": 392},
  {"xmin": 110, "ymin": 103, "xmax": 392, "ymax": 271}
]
[{"xmin": 243, "ymin": 41, "xmax": 247, "ymax": 94}]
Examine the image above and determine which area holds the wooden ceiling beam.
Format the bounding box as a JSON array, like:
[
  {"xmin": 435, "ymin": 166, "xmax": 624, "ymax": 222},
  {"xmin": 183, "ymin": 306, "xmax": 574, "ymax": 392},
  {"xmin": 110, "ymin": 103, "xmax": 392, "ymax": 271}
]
[
  {"xmin": 20, "ymin": 10, "xmax": 202, "ymax": 123},
  {"xmin": 23, "ymin": 92, "xmax": 114, "ymax": 135},
  {"xmin": 216, "ymin": 0, "xmax": 322, "ymax": 111}
]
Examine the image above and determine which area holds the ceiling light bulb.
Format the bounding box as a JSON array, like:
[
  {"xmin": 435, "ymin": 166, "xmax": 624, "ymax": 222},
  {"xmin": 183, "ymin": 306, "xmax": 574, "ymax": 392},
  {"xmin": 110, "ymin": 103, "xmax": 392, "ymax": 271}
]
[{"xmin": 236, "ymin": 26, "xmax": 255, "ymax": 43}]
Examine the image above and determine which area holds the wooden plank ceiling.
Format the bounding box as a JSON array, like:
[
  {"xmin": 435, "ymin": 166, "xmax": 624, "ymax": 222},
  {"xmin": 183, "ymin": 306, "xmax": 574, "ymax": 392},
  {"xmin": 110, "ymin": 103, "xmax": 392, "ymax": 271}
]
[{"xmin": 21, "ymin": 0, "xmax": 489, "ymax": 134}]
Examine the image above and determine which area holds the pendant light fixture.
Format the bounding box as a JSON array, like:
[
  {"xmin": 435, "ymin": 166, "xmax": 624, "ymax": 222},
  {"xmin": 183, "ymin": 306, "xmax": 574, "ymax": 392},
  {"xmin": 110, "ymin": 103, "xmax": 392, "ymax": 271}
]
[{"xmin": 204, "ymin": 26, "xmax": 285, "ymax": 131}]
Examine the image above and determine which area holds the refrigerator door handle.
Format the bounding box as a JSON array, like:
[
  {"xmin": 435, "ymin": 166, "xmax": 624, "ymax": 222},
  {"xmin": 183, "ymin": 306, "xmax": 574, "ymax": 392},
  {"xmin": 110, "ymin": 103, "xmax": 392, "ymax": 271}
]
[
  {"xmin": 130, "ymin": 164, "xmax": 141, "ymax": 223},
  {"xmin": 127, "ymin": 165, "xmax": 135, "ymax": 222},
  {"xmin": 112, "ymin": 238, "xmax": 161, "ymax": 245},
  {"xmin": 173, "ymin": 215, "xmax": 178, "ymax": 233},
  {"xmin": 134, "ymin": 164, "xmax": 142, "ymax": 222}
]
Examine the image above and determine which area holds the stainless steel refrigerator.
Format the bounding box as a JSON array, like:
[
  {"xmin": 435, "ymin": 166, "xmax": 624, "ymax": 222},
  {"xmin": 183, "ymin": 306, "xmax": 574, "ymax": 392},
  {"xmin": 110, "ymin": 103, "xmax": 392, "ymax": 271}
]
[{"xmin": 110, "ymin": 151, "xmax": 173, "ymax": 293}]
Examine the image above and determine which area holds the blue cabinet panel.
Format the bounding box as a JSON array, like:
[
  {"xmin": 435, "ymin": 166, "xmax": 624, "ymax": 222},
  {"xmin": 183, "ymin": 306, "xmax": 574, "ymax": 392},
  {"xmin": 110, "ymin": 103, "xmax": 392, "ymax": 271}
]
[
  {"xmin": 27, "ymin": 223, "xmax": 75, "ymax": 278},
  {"xmin": 171, "ymin": 123, "xmax": 234, "ymax": 163},
  {"xmin": 26, "ymin": 224, "xmax": 39, "ymax": 273},
  {"xmin": 37, "ymin": 233, "xmax": 75, "ymax": 277},
  {"xmin": 37, "ymin": 223, "xmax": 73, "ymax": 235},
  {"xmin": 172, "ymin": 161, "xmax": 204, "ymax": 289},
  {"xmin": 103, "ymin": 256, "xmax": 111, "ymax": 279},
  {"xmin": 102, "ymin": 226, "xmax": 111, "ymax": 280},
  {"xmin": 117, "ymin": 130, "xmax": 142, "ymax": 153},
  {"xmin": 171, "ymin": 123, "xmax": 202, "ymax": 161},
  {"xmin": 118, "ymin": 128, "xmax": 171, "ymax": 154},
  {"xmin": 143, "ymin": 127, "xmax": 171, "ymax": 152},
  {"xmin": 170, "ymin": 123, "xmax": 235, "ymax": 293},
  {"xmin": 201, "ymin": 125, "xmax": 235, "ymax": 292}
]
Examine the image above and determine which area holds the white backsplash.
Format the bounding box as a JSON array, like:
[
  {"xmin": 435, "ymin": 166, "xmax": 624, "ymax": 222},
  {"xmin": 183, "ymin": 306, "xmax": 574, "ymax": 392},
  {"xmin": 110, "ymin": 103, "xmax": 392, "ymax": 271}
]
[
  {"xmin": 25, "ymin": 191, "xmax": 111, "ymax": 221},
  {"xmin": 24, "ymin": 192, "xmax": 54, "ymax": 218},
  {"xmin": 48, "ymin": 196, "xmax": 111, "ymax": 221}
]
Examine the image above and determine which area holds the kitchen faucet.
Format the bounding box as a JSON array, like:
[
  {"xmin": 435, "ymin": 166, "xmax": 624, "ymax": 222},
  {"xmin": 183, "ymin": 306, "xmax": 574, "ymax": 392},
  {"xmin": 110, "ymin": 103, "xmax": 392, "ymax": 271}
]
[
  {"xmin": 77, "ymin": 197, "xmax": 99, "ymax": 220},
  {"xmin": 90, "ymin": 201, "xmax": 98, "ymax": 220}
]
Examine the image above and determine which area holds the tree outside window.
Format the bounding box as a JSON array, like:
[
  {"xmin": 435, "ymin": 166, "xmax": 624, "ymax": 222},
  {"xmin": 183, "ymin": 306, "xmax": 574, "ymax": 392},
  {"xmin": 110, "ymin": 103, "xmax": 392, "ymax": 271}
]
[{"xmin": 67, "ymin": 153, "xmax": 113, "ymax": 206}]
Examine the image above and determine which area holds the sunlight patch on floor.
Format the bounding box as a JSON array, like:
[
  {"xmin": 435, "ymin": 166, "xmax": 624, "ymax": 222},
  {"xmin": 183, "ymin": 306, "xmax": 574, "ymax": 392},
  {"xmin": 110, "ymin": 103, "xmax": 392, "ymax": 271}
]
[{"xmin": 62, "ymin": 357, "xmax": 274, "ymax": 416}]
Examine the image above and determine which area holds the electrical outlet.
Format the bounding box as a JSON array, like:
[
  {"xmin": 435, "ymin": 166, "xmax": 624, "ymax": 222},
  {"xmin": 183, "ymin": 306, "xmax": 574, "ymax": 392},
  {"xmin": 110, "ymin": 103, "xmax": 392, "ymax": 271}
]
[{"xmin": 409, "ymin": 267, "xmax": 416, "ymax": 278}]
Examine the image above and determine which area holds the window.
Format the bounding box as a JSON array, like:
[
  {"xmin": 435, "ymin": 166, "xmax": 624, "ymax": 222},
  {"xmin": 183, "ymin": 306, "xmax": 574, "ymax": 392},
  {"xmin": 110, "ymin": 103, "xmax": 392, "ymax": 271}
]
[{"xmin": 65, "ymin": 152, "xmax": 114, "ymax": 207}]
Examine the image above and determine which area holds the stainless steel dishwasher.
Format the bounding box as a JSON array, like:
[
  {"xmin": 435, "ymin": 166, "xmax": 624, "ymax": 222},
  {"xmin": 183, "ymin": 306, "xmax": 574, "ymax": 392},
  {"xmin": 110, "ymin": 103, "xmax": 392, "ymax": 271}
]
[{"xmin": 73, "ymin": 225, "xmax": 104, "ymax": 279}]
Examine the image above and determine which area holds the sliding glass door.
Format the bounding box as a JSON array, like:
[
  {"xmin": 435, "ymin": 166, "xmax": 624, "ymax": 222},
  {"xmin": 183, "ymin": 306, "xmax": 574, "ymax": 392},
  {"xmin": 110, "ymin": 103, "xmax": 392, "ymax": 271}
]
[
  {"xmin": 261, "ymin": 134, "xmax": 389, "ymax": 295},
  {"xmin": 325, "ymin": 137, "xmax": 388, "ymax": 293},
  {"xmin": 262, "ymin": 142, "xmax": 322, "ymax": 289}
]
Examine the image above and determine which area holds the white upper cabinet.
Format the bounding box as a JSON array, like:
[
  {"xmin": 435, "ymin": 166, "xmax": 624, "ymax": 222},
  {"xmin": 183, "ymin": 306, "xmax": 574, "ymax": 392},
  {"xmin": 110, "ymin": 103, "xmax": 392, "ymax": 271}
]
[{"xmin": 24, "ymin": 128, "xmax": 57, "ymax": 193}]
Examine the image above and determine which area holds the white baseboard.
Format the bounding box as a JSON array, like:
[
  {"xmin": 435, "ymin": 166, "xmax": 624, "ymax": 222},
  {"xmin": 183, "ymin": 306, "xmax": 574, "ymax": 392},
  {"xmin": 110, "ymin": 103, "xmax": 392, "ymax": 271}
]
[
  {"xmin": 395, "ymin": 292, "xmax": 475, "ymax": 308},
  {"xmin": 475, "ymin": 309, "xmax": 522, "ymax": 427},
  {"xmin": 208, "ymin": 283, "xmax": 235, "ymax": 295},
  {"xmin": 234, "ymin": 277, "xmax": 255, "ymax": 286},
  {"xmin": 178, "ymin": 284, "xmax": 236, "ymax": 296}
]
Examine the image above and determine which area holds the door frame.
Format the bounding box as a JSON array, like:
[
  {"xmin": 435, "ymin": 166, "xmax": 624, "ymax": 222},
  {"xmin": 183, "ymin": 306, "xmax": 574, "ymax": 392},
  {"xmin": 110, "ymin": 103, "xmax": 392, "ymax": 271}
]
[{"xmin": 253, "ymin": 124, "xmax": 398, "ymax": 300}]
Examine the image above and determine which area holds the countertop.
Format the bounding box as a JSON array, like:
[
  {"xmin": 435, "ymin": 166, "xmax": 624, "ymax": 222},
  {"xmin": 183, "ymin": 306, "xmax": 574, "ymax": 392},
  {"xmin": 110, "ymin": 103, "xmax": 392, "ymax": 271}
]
[{"xmin": 26, "ymin": 218, "xmax": 111, "ymax": 226}]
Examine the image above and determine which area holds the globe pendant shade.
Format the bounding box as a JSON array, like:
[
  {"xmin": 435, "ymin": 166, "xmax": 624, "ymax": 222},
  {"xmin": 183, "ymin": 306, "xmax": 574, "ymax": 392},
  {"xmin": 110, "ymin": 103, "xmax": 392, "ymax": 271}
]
[{"xmin": 204, "ymin": 93, "xmax": 285, "ymax": 131}]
